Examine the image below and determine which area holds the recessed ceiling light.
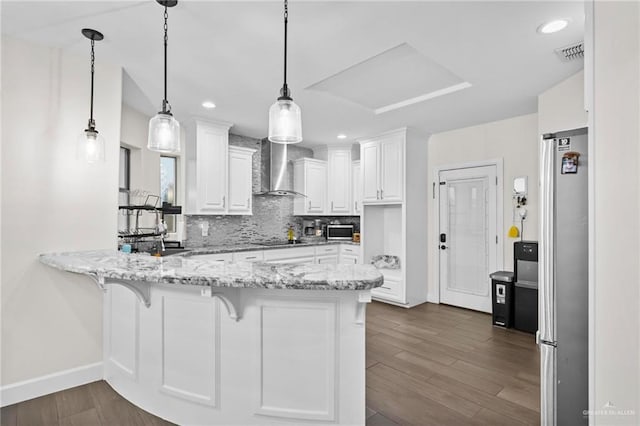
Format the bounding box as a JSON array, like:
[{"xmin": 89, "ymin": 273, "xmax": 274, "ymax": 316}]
[
  {"xmin": 202, "ymin": 101, "xmax": 216, "ymax": 109},
  {"xmin": 337, "ymin": 134, "xmax": 347, "ymax": 139},
  {"xmin": 538, "ymin": 19, "xmax": 569, "ymax": 34}
]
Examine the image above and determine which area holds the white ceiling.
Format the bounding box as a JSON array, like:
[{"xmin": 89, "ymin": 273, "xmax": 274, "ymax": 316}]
[{"xmin": 1, "ymin": 1, "xmax": 585, "ymax": 147}]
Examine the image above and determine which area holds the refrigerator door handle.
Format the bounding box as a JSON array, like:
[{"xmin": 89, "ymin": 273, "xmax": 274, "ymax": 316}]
[
  {"xmin": 540, "ymin": 343, "xmax": 557, "ymax": 426},
  {"xmin": 539, "ymin": 137, "xmax": 556, "ymax": 343}
]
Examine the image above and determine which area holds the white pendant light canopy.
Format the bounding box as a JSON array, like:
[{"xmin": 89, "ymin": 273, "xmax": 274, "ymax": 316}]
[
  {"xmin": 268, "ymin": 0, "xmax": 302, "ymax": 144},
  {"xmin": 148, "ymin": 0, "xmax": 181, "ymax": 154},
  {"xmin": 78, "ymin": 28, "xmax": 106, "ymax": 163}
]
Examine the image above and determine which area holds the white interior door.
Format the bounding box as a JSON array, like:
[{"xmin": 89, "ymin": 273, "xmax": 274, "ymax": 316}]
[{"xmin": 439, "ymin": 165, "xmax": 498, "ymax": 313}]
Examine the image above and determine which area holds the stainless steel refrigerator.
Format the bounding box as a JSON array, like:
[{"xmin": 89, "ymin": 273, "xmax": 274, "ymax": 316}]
[{"xmin": 538, "ymin": 127, "xmax": 589, "ymax": 425}]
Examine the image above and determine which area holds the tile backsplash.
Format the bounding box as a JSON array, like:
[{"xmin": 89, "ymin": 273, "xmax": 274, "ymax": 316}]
[{"xmin": 184, "ymin": 134, "xmax": 359, "ymax": 248}]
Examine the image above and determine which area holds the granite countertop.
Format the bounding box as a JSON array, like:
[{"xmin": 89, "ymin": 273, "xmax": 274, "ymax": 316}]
[
  {"xmin": 39, "ymin": 250, "xmax": 381, "ymax": 291},
  {"xmin": 182, "ymin": 239, "xmax": 359, "ymax": 256}
]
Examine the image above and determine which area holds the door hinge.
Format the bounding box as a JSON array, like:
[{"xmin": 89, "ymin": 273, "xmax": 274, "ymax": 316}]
[
  {"xmin": 432, "ymin": 182, "xmax": 435, "ymax": 199},
  {"xmin": 496, "ymin": 235, "xmax": 499, "ymax": 244},
  {"xmin": 495, "ymin": 176, "xmax": 498, "ymax": 185}
]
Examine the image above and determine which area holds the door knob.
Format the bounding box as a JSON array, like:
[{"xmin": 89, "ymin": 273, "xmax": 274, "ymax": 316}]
[{"xmin": 440, "ymin": 245, "xmax": 447, "ymax": 250}]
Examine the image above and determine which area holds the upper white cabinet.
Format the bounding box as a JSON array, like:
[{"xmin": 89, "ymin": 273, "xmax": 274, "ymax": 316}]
[
  {"xmin": 228, "ymin": 146, "xmax": 256, "ymax": 215},
  {"xmin": 325, "ymin": 148, "xmax": 352, "ymax": 214},
  {"xmin": 359, "ymin": 132, "xmax": 404, "ymax": 204},
  {"xmin": 295, "ymin": 146, "xmax": 353, "ymax": 216},
  {"xmin": 352, "ymin": 161, "xmax": 362, "ymax": 215},
  {"xmin": 195, "ymin": 121, "xmax": 230, "ymax": 213},
  {"xmin": 293, "ymin": 158, "xmax": 327, "ymax": 215},
  {"xmin": 187, "ymin": 120, "xmax": 255, "ymax": 215}
]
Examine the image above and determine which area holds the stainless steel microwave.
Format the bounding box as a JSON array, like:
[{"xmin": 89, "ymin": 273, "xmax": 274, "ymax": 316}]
[{"xmin": 326, "ymin": 224, "xmax": 354, "ymax": 241}]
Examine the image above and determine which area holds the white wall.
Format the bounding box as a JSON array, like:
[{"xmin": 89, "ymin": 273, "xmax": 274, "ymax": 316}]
[
  {"xmin": 1, "ymin": 37, "xmax": 122, "ymax": 386},
  {"xmin": 538, "ymin": 70, "xmax": 588, "ymax": 135},
  {"xmin": 592, "ymin": 2, "xmax": 640, "ymax": 423},
  {"xmin": 427, "ymin": 113, "xmax": 538, "ymax": 301},
  {"xmin": 120, "ymin": 104, "xmax": 185, "ymax": 238},
  {"xmin": 121, "ymin": 104, "xmax": 160, "ymax": 199}
]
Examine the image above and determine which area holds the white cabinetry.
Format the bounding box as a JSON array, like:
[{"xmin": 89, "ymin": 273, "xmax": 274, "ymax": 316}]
[
  {"xmin": 194, "ymin": 121, "xmax": 230, "ymax": 213},
  {"xmin": 352, "ymin": 161, "xmax": 362, "ymax": 215},
  {"xmin": 339, "ymin": 245, "xmax": 360, "ymax": 264},
  {"xmin": 232, "ymin": 250, "xmax": 264, "ymax": 262},
  {"xmin": 315, "ymin": 245, "xmax": 339, "ymax": 264},
  {"xmin": 359, "ymin": 132, "xmax": 404, "ymax": 204},
  {"xmin": 293, "ymin": 159, "xmax": 327, "ymax": 215},
  {"xmin": 264, "ymin": 247, "xmax": 316, "ymax": 264},
  {"xmin": 187, "ymin": 120, "xmax": 255, "ymax": 215},
  {"xmin": 360, "ymin": 128, "xmax": 428, "ymax": 307},
  {"xmin": 228, "ymin": 146, "xmax": 256, "ymax": 215},
  {"xmin": 316, "ymin": 147, "xmax": 352, "ymax": 215}
]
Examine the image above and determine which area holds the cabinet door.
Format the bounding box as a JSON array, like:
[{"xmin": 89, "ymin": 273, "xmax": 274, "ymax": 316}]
[
  {"xmin": 232, "ymin": 251, "xmax": 264, "ymax": 262},
  {"xmin": 306, "ymin": 161, "xmax": 327, "ymax": 214},
  {"xmin": 380, "ymin": 136, "xmax": 404, "ymax": 202},
  {"xmin": 316, "ymin": 255, "xmax": 339, "ymax": 264},
  {"xmin": 327, "ymin": 150, "xmax": 351, "ymax": 214},
  {"xmin": 360, "ymin": 142, "xmax": 380, "ymax": 203},
  {"xmin": 339, "ymin": 255, "xmax": 359, "ymax": 265},
  {"xmin": 228, "ymin": 147, "xmax": 254, "ymax": 215},
  {"xmin": 352, "ymin": 161, "xmax": 361, "ymax": 214},
  {"xmin": 196, "ymin": 123, "xmax": 228, "ymax": 213}
]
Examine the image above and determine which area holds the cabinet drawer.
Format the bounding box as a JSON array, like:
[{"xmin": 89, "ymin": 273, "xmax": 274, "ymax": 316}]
[
  {"xmin": 373, "ymin": 277, "xmax": 402, "ymax": 297},
  {"xmin": 191, "ymin": 253, "xmax": 233, "ymax": 263},
  {"xmin": 264, "ymin": 247, "xmax": 316, "ymax": 261},
  {"xmin": 315, "ymin": 245, "xmax": 338, "ymax": 255},
  {"xmin": 232, "ymin": 251, "xmax": 264, "ymax": 262},
  {"xmin": 339, "ymin": 245, "xmax": 359, "ymax": 255}
]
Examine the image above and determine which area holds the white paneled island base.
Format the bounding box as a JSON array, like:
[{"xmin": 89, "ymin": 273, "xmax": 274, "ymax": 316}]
[
  {"xmin": 106, "ymin": 284, "xmax": 367, "ymax": 425},
  {"xmin": 39, "ymin": 250, "xmax": 381, "ymax": 425}
]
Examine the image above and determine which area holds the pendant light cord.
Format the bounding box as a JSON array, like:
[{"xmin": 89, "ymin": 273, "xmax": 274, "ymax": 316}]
[
  {"xmin": 280, "ymin": 0, "xmax": 290, "ymax": 99},
  {"xmin": 163, "ymin": 5, "xmax": 170, "ymax": 113},
  {"xmin": 89, "ymin": 38, "xmax": 95, "ymax": 129}
]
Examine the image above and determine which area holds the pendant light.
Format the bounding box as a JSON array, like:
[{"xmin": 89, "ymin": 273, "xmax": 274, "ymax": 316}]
[
  {"xmin": 268, "ymin": 0, "xmax": 302, "ymax": 144},
  {"xmin": 148, "ymin": 0, "xmax": 180, "ymax": 154},
  {"xmin": 78, "ymin": 28, "xmax": 105, "ymax": 163}
]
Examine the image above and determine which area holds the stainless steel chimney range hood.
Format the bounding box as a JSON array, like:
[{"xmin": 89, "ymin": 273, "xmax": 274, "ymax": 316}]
[{"xmin": 254, "ymin": 139, "xmax": 306, "ymax": 197}]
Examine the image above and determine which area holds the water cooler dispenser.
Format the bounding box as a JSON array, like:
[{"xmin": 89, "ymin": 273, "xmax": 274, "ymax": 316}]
[{"xmin": 514, "ymin": 241, "xmax": 538, "ymax": 333}]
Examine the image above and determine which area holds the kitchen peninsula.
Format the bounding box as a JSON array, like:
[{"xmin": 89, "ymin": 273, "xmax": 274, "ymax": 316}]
[{"xmin": 39, "ymin": 249, "xmax": 382, "ymax": 425}]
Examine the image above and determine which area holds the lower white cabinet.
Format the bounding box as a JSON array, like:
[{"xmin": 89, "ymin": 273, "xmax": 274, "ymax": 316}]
[
  {"xmin": 264, "ymin": 247, "xmax": 316, "ymax": 264},
  {"xmin": 192, "ymin": 244, "xmax": 361, "ymax": 266},
  {"xmin": 191, "ymin": 253, "xmax": 233, "ymax": 263},
  {"xmin": 339, "ymin": 245, "xmax": 360, "ymax": 263},
  {"xmin": 316, "ymin": 255, "xmax": 339, "ymax": 264},
  {"xmin": 233, "ymin": 251, "xmax": 264, "ymax": 262},
  {"xmin": 371, "ymin": 270, "xmax": 403, "ymax": 303}
]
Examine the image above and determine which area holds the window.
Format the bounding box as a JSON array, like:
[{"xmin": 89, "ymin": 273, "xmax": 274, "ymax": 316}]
[
  {"xmin": 118, "ymin": 147, "xmax": 130, "ymax": 233},
  {"xmin": 160, "ymin": 156, "xmax": 177, "ymax": 233}
]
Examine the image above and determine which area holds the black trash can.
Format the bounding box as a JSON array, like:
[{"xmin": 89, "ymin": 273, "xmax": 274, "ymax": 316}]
[{"xmin": 490, "ymin": 271, "xmax": 514, "ymax": 328}]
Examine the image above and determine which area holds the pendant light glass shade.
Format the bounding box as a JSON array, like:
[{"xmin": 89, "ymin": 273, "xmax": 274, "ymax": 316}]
[
  {"xmin": 148, "ymin": 112, "xmax": 181, "ymax": 153},
  {"xmin": 78, "ymin": 28, "xmax": 105, "ymax": 163},
  {"xmin": 268, "ymin": 0, "xmax": 302, "ymax": 144},
  {"xmin": 268, "ymin": 97, "xmax": 302, "ymax": 144},
  {"xmin": 77, "ymin": 129, "xmax": 105, "ymax": 163},
  {"xmin": 148, "ymin": 0, "xmax": 180, "ymax": 154}
]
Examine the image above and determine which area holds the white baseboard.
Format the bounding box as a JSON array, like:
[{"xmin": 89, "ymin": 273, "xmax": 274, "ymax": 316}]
[{"xmin": 0, "ymin": 362, "xmax": 103, "ymax": 407}]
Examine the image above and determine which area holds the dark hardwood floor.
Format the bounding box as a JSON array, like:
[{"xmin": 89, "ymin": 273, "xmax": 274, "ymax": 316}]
[
  {"xmin": 1, "ymin": 302, "xmax": 539, "ymax": 426},
  {"xmin": 365, "ymin": 301, "xmax": 540, "ymax": 425}
]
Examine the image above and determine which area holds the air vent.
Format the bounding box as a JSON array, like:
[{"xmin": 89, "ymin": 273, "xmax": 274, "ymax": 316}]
[{"xmin": 555, "ymin": 41, "xmax": 584, "ymax": 62}]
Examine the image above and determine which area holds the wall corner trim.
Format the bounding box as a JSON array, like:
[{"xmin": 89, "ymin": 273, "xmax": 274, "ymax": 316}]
[{"xmin": 0, "ymin": 362, "xmax": 103, "ymax": 407}]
